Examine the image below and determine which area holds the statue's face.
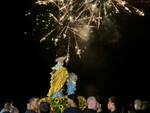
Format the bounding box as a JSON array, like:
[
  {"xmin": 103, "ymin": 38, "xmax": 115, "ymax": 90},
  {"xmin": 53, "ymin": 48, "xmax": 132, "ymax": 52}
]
[{"xmin": 58, "ymin": 62, "xmax": 64, "ymax": 66}]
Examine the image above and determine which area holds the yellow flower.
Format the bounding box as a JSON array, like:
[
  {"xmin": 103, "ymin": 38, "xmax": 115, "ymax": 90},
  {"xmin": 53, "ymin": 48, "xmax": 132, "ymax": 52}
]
[
  {"xmin": 60, "ymin": 97, "xmax": 65, "ymax": 102},
  {"xmin": 54, "ymin": 98, "xmax": 59, "ymax": 103},
  {"xmin": 59, "ymin": 105, "xmax": 64, "ymax": 111},
  {"xmin": 47, "ymin": 97, "xmax": 51, "ymax": 102}
]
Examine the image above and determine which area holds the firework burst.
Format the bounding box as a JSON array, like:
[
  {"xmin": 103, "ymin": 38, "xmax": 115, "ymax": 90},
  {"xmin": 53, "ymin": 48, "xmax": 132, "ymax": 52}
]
[{"xmin": 27, "ymin": 0, "xmax": 144, "ymax": 62}]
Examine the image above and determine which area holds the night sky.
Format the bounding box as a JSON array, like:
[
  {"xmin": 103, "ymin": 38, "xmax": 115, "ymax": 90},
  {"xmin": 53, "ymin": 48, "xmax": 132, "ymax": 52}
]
[{"xmin": 0, "ymin": 0, "xmax": 150, "ymax": 112}]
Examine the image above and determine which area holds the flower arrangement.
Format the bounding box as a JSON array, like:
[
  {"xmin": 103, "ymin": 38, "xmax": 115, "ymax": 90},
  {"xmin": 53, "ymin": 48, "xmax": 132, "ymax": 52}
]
[
  {"xmin": 40, "ymin": 96, "xmax": 87, "ymax": 113},
  {"xmin": 40, "ymin": 96, "xmax": 68, "ymax": 113},
  {"xmin": 78, "ymin": 96, "xmax": 87, "ymax": 110}
]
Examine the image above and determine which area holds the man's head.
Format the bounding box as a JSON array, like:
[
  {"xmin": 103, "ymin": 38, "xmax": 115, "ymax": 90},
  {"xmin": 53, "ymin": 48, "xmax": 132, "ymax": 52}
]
[
  {"xmin": 134, "ymin": 99, "xmax": 142, "ymax": 110},
  {"xmin": 107, "ymin": 96, "xmax": 120, "ymax": 112},
  {"xmin": 4, "ymin": 102, "xmax": 11, "ymax": 112},
  {"xmin": 29, "ymin": 97, "xmax": 39, "ymax": 110},
  {"xmin": 87, "ymin": 96, "xmax": 98, "ymax": 110},
  {"xmin": 67, "ymin": 94, "xmax": 79, "ymax": 107}
]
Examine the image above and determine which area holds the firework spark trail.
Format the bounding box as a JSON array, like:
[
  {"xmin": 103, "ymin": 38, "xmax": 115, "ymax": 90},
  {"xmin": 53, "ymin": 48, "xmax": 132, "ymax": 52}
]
[
  {"xmin": 35, "ymin": 0, "xmax": 144, "ymax": 62},
  {"xmin": 40, "ymin": 29, "xmax": 55, "ymax": 42}
]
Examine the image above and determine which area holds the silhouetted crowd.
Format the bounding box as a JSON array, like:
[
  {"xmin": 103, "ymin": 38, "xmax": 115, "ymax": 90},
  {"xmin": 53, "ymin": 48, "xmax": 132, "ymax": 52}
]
[{"xmin": 0, "ymin": 95, "xmax": 150, "ymax": 113}]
